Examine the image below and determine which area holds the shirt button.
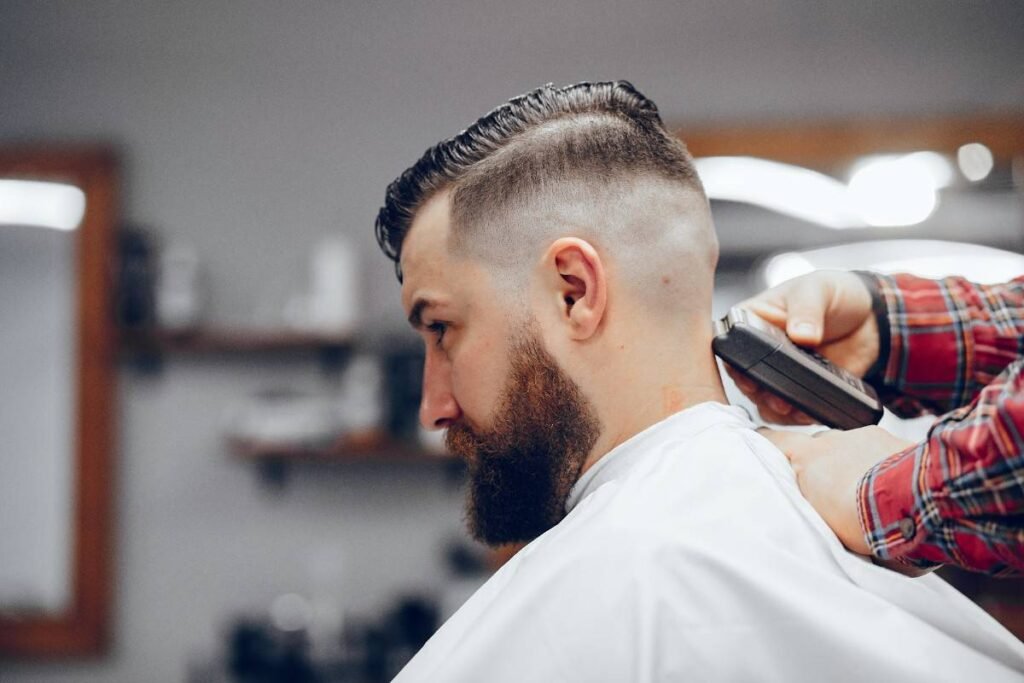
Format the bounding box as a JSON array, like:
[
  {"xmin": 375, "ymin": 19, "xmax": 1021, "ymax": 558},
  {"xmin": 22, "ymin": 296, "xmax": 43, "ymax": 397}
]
[{"xmin": 899, "ymin": 517, "xmax": 916, "ymax": 540}]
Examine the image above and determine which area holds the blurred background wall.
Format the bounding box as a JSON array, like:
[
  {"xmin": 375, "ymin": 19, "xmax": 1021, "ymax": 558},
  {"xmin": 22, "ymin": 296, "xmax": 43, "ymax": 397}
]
[{"xmin": 1, "ymin": 1, "xmax": 1022, "ymax": 681}]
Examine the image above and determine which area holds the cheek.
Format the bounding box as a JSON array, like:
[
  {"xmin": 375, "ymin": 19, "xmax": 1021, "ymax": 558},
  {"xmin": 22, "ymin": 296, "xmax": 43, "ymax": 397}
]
[{"xmin": 451, "ymin": 335, "xmax": 507, "ymax": 423}]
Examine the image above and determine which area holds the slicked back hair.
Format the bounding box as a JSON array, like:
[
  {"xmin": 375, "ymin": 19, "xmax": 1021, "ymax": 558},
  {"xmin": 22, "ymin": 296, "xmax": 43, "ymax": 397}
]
[{"xmin": 374, "ymin": 81, "xmax": 706, "ymax": 283}]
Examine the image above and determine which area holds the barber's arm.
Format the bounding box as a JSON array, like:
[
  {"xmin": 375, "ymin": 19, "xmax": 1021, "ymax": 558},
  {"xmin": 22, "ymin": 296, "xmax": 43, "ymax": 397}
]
[
  {"xmin": 866, "ymin": 273, "xmax": 1024, "ymax": 417},
  {"xmin": 856, "ymin": 360, "xmax": 1024, "ymax": 575},
  {"xmin": 738, "ymin": 270, "xmax": 1024, "ymax": 576},
  {"xmin": 767, "ymin": 364, "xmax": 1024, "ymax": 576}
]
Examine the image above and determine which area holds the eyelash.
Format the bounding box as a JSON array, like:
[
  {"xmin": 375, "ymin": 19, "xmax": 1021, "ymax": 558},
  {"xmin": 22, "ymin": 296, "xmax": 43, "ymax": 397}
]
[{"xmin": 426, "ymin": 321, "xmax": 448, "ymax": 348}]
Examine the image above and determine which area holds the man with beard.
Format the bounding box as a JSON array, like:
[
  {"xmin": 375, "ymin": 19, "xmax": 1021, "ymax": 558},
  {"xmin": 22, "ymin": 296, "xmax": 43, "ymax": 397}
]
[{"xmin": 376, "ymin": 82, "xmax": 1024, "ymax": 681}]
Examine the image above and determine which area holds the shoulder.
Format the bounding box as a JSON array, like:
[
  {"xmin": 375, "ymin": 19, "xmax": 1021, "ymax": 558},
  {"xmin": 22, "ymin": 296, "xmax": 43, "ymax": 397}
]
[
  {"xmin": 395, "ymin": 531, "xmax": 672, "ymax": 682},
  {"xmin": 509, "ymin": 516, "xmax": 735, "ymax": 619}
]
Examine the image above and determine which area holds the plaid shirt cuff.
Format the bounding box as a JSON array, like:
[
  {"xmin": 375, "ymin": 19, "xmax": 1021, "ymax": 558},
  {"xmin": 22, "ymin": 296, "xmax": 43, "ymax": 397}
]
[
  {"xmin": 866, "ymin": 273, "xmax": 971, "ymax": 417},
  {"xmin": 856, "ymin": 444, "xmax": 944, "ymax": 569},
  {"xmin": 856, "ymin": 271, "xmax": 889, "ymax": 387}
]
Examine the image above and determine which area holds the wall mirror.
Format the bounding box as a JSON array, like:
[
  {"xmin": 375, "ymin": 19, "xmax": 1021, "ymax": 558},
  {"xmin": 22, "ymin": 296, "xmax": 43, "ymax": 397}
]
[{"xmin": 0, "ymin": 146, "xmax": 118, "ymax": 656}]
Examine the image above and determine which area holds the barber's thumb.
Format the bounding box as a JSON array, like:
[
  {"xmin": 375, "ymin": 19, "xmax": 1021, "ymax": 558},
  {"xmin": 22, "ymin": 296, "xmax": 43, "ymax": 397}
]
[
  {"xmin": 787, "ymin": 318, "xmax": 822, "ymax": 346},
  {"xmin": 783, "ymin": 292, "xmax": 828, "ymax": 345}
]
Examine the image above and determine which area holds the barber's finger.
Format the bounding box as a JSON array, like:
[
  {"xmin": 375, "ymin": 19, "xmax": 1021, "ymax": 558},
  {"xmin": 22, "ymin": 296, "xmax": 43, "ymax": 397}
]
[
  {"xmin": 723, "ymin": 364, "xmax": 758, "ymax": 395},
  {"xmin": 722, "ymin": 362, "xmax": 786, "ymax": 413},
  {"xmin": 724, "ymin": 365, "xmax": 819, "ymax": 426},
  {"xmin": 766, "ymin": 394, "xmax": 793, "ymax": 416},
  {"xmin": 760, "ymin": 405, "xmax": 816, "ymax": 427},
  {"xmin": 739, "ymin": 298, "xmax": 788, "ymax": 329},
  {"xmin": 752, "ymin": 394, "xmax": 805, "ymax": 426},
  {"xmin": 737, "ymin": 383, "xmax": 802, "ymax": 425},
  {"xmin": 750, "ymin": 386, "xmax": 822, "ymax": 426},
  {"xmin": 780, "ymin": 286, "xmax": 830, "ymax": 347},
  {"xmin": 788, "ymin": 409, "xmax": 817, "ymax": 426}
]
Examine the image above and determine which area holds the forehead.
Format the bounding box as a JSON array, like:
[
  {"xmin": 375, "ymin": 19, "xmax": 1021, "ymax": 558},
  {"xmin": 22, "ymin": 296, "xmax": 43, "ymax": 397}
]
[{"xmin": 399, "ymin": 190, "xmax": 460, "ymax": 311}]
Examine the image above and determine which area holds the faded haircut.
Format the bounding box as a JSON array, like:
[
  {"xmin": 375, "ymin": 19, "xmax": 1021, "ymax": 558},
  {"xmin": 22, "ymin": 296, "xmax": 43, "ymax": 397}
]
[{"xmin": 374, "ymin": 81, "xmax": 709, "ymax": 285}]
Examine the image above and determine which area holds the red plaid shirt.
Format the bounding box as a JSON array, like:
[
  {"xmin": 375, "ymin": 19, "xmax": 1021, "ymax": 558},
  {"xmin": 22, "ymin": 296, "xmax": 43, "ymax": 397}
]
[{"xmin": 856, "ymin": 272, "xmax": 1024, "ymax": 576}]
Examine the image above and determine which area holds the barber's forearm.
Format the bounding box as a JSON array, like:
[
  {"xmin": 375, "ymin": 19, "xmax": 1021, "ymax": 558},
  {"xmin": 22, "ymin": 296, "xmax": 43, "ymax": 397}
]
[
  {"xmin": 857, "ymin": 362, "xmax": 1024, "ymax": 576},
  {"xmin": 868, "ymin": 273, "xmax": 1024, "ymax": 417}
]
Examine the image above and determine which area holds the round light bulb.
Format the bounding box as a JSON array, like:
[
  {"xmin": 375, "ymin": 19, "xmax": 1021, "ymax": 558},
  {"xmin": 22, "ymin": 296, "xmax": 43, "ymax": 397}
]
[
  {"xmin": 957, "ymin": 142, "xmax": 994, "ymax": 182},
  {"xmin": 848, "ymin": 154, "xmax": 940, "ymax": 227}
]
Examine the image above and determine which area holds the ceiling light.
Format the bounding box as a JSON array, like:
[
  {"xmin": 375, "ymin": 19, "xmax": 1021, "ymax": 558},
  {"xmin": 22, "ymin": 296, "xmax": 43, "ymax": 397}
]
[
  {"xmin": 957, "ymin": 142, "xmax": 994, "ymax": 182},
  {"xmin": 0, "ymin": 179, "xmax": 86, "ymax": 231},
  {"xmin": 763, "ymin": 240, "xmax": 1024, "ymax": 288},
  {"xmin": 846, "ymin": 153, "xmax": 952, "ymax": 227},
  {"xmin": 694, "ymin": 157, "xmax": 863, "ymax": 229}
]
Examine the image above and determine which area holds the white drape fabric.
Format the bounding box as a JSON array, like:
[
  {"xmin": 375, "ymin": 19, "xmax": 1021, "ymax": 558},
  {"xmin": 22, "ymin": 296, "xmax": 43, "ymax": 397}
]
[{"xmin": 395, "ymin": 402, "xmax": 1024, "ymax": 682}]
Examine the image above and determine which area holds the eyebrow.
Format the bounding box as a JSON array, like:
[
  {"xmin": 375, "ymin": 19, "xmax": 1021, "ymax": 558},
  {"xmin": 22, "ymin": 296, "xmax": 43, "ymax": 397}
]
[{"xmin": 407, "ymin": 298, "xmax": 434, "ymax": 331}]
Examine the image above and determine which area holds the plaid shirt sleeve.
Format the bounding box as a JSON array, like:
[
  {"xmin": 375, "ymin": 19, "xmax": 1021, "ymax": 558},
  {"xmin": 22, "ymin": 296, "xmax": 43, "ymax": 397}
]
[{"xmin": 856, "ymin": 273, "xmax": 1024, "ymax": 575}]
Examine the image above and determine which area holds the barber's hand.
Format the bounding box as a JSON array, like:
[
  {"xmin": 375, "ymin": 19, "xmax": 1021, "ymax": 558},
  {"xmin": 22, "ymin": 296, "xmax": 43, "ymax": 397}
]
[
  {"xmin": 760, "ymin": 426, "xmax": 913, "ymax": 556},
  {"xmin": 725, "ymin": 270, "xmax": 880, "ymax": 425}
]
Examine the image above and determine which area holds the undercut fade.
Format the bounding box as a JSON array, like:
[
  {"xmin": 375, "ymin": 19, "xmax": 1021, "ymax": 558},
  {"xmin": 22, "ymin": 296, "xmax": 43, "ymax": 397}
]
[{"xmin": 374, "ymin": 80, "xmax": 704, "ymax": 282}]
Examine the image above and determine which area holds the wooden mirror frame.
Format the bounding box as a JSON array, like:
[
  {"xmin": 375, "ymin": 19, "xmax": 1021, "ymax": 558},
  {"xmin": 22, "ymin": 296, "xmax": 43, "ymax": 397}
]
[
  {"xmin": 0, "ymin": 145, "xmax": 118, "ymax": 657},
  {"xmin": 677, "ymin": 112, "xmax": 1024, "ymax": 171}
]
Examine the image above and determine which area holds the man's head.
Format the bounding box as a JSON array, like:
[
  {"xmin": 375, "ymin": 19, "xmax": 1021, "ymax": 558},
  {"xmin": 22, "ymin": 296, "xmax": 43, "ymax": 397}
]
[{"xmin": 375, "ymin": 81, "xmax": 722, "ymax": 545}]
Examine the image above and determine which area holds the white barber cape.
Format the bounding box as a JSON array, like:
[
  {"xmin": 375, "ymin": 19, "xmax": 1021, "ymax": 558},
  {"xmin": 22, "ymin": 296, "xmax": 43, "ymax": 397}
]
[{"xmin": 395, "ymin": 402, "xmax": 1024, "ymax": 682}]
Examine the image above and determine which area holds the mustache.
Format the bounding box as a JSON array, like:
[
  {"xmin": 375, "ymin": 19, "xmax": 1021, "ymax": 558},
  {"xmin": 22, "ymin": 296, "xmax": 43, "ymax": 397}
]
[
  {"xmin": 445, "ymin": 421, "xmax": 489, "ymax": 461},
  {"xmin": 444, "ymin": 423, "xmax": 474, "ymax": 455},
  {"xmin": 445, "ymin": 420, "xmax": 524, "ymax": 476}
]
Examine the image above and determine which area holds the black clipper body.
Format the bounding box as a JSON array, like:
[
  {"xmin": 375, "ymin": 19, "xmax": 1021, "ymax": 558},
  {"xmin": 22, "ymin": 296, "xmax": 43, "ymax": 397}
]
[{"xmin": 713, "ymin": 307, "xmax": 884, "ymax": 430}]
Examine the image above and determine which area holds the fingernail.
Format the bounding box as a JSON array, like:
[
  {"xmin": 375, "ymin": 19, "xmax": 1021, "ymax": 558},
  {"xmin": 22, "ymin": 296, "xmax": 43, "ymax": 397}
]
[{"xmin": 792, "ymin": 322, "xmax": 817, "ymax": 338}]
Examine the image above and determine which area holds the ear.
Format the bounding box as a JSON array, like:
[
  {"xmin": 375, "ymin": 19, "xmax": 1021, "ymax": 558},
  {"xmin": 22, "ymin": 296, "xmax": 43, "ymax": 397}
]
[{"xmin": 541, "ymin": 237, "xmax": 608, "ymax": 341}]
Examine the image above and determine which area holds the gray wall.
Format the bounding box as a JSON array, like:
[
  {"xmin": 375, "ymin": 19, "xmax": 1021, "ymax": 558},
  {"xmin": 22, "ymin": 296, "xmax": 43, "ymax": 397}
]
[{"xmin": 2, "ymin": 1, "xmax": 1023, "ymax": 681}]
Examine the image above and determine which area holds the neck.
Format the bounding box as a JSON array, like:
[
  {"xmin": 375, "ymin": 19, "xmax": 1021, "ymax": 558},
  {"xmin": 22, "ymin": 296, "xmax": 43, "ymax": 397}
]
[{"xmin": 578, "ymin": 320, "xmax": 727, "ymax": 475}]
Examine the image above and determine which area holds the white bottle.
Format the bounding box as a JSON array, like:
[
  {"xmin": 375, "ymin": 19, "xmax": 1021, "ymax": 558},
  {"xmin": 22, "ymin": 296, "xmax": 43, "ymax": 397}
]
[
  {"xmin": 308, "ymin": 237, "xmax": 359, "ymax": 336},
  {"xmin": 337, "ymin": 354, "xmax": 384, "ymax": 437},
  {"xmin": 156, "ymin": 245, "xmax": 205, "ymax": 331}
]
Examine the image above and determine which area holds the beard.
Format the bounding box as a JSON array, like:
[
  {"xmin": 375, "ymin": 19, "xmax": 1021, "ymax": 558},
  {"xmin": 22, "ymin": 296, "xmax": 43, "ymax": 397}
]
[{"xmin": 444, "ymin": 332, "xmax": 601, "ymax": 546}]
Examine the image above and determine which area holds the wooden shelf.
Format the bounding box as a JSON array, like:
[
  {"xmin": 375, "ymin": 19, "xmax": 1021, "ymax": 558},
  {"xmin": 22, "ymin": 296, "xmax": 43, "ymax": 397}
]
[
  {"xmin": 120, "ymin": 327, "xmax": 356, "ymax": 354},
  {"xmin": 227, "ymin": 431, "xmax": 458, "ymax": 488},
  {"xmin": 227, "ymin": 431, "xmax": 455, "ymax": 465}
]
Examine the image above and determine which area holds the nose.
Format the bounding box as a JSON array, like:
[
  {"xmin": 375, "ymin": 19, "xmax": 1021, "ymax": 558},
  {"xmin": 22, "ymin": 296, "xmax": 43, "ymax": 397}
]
[{"xmin": 419, "ymin": 349, "xmax": 461, "ymax": 430}]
